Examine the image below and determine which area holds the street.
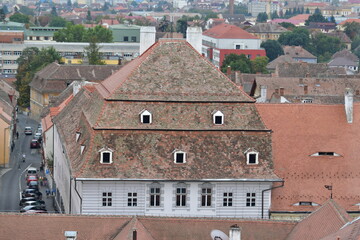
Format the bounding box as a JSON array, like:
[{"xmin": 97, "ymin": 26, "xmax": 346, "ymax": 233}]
[{"xmin": 0, "ymin": 113, "xmax": 55, "ymax": 213}]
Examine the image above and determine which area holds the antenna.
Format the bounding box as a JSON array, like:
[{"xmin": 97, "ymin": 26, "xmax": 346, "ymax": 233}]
[
  {"xmin": 324, "ymin": 184, "xmax": 333, "ymax": 199},
  {"xmin": 210, "ymin": 230, "xmax": 229, "ymax": 240}
]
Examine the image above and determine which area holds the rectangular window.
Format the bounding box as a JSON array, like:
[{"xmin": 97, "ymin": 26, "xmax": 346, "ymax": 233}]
[
  {"xmin": 223, "ymin": 192, "xmax": 233, "ymax": 206},
  {"xmin": 246, "ymin": 193, "xmax": 256, "ymax": 207},
  {"xmin": 235, "ymin": 44, "xmax": 241, "ymax": 49},
  {"xmin": 201, "ymin": 188, "xmax": 212, "ymax": 207},
  {"xmin": 102, "ymin": 152, "xmax": 110, "ymax": 163},
  {"xmin": 128, "ymin": 192, "xmax": 137, "ymax": 206},
  {"xmin": 3, "ymin": 51, "xmax": 11, "ymax": 55},
  {"xmin": 142, "ymin": 115, "xmax": 150, "ymax": 124},
  {"xmin": 299, "ymin": 201, "xmax": 312, "ymax": 206},
  {"xmin": 124, "ymin": 36, "xmax": 129, "ymax": 42},
  {"xmin": 215, "ymin": 116, "xmax": 223, "ymax": 124},
  {"xmin": 131, "ymin": 36, "xmax": 136, "ymax": 42},
  {"xmin": 249, "ymin": 154, "xmax": 257, "ymax": 164},
  {"xmin": 150, "ymin": 187, "xmax": 160, "ymax": 206},
  {"xmin": 3, "ymin": 60, "xmax": 12, "ymax": 64},
  {"xmin": 176, "ymin": 187, "xmax": 186, "ymax": 206},
  {"xmin": 102, "ymin": 192, "xmax": 112, "ymax": 206},
  {"xmin": 175, "ymin": 152, "xmax": 185, "ymax": 163}
]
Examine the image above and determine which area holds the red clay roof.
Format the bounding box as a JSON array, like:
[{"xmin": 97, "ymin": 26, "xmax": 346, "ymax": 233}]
[
  {"xmin": 289, "ymin": 14, "xmax": 311, "ymax": 21},
  {"xmin": 203, "ymin": 23, "xmax": 258, "ymax": 39},
  {"xmin": 257, "ymin": 104, "xmax": 360, "ymax": 212},
  {"xmin": 339, "ymin": 19, "xmax": 360, "ymax": 25},
  {"xmin": 286, "ymin": 199, "xmax": 352, "ymax": 240}
]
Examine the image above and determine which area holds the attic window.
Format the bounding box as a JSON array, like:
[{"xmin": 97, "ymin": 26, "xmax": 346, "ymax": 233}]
[
  {"xmin": 76, "ymin": 132, "xmax": 81, "ymax": 142},
  {"xmin": 174, "ymin": 151, "xmax": 186, "ymax": 164},
  {"xmin": 212, "ymin": 111, "xmax": 224, "ymax": 125},
  {"xmin": 294, "ymin": 201, "xmax": 319, "ymax": 206},
  {"xmin": 246, "ymin": 151, "xmax": 258, "ymax": 165},
  {"xmin": 140, "ymin": 110, "xmax": 152, "ymax": 124},
  {"xmin": 311, "ymin": 152, "xmax": 341, "ymax": 157},
  {"xmin": 99, "ymin": 148, "xmax": 114, "ymax": 164},
  {"xmin": 80, "ymin": 145, "xmax": 85, "ymax": 155}
]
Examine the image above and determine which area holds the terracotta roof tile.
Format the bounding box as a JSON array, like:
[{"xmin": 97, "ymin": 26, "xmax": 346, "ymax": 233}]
[
  {"xmin": 256, "ymin": 104, "xmax": 360, "ymax": 212},
  {"xmin": 247, "ymin": 23, "xmax": 289, "ymax": 34},
  {"xmin": 275, "ymin": 62, "xmax": 346, "ymax": 78},
  {"xmin": 283, "ymin": 46, "xmax": 317, "ymax": 60},
  {"xmin": 320, "ymin": 217, "xmax": 360, "ymax": 240},
  {"xmin": 203, "ymin": 23, "xmax": 258, "ymax": 39},
  {"xmin": 267, "ymin": 55, "xmax": 297, "ymax": 70}
]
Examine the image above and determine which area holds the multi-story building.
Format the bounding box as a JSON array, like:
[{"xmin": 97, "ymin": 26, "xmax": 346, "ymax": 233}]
[
  {"xmin": 47, "ymin": 38, "xmax": 281, "ymax": 218},
  {"xmin": 202, "ymin": 23, "xmax": 266, "ymax": 68}
]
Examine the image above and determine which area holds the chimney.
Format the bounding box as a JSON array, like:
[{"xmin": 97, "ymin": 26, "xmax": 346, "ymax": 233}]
[
  {"xmin": 229, "ymin": 224, "xmax": 241, "ymax": 240},
  {"xmin": 304, "ymin": 85, "xmax": 308, "ymax": 95},
  {"xmin": 140, "ymin": 26, "xmax": 156, "ymax": 55},
  {"xmin": 345, "ymin": 88, "xmax": 353, "ymax": 124},
  {"xmin": 229, "ymin": 0, "xmax": 234, "ymax": 15},
  {"xmin": 64, "ymin": 231, "xmax": 77, "ymax": 240},
  {"xmin": 226, "ymin": 66, "xmax": 231, "ymax": 76},
  {"xmin": 299, "ymin": 78, "xmax": 303, "ymax": 86},
  {"xmin": 186, "ymin": 27, "xmax": 202, "ymax": 54},
  {"xmin": 275, "ymin": 88, "xmax": 279, "ymax": 95},
  {"xmin": 72, "ymin": 81, "xmax": 82, "ymax": 96},
  {"xmin": 257, "ymin": 85, "xmax": 267, "ymax": 103},
  {"xmin": 280, "ymin": 87, "xmax": 284, "ymax": 96},
  {"xmin": 315, "ymin": 79, "xmax": 320, "ymax": 87},
  {"xmin": 235, "ymin": 71, "xmax": 241, "ymax": 84}
]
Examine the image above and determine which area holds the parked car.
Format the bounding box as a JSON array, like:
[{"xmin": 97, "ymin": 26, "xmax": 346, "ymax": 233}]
[
  {"xmin": 22, "ymin": 188, "xmax": 42, "ymax": 199},
  {"xmin": 22, "ymin": 200, "xmax": 45, "ymax": 208},
  {"xmin": 28, "ymin": 181, "xmax": 39, "ymax": 190},
  {"xmin": 20, "ymin": 205, "xmax": 46, "ymax": 213},
  {"xmin": 19, "ymin": 197, "xmax": 37, "ymax": 206},
  {"xmin": 30, "ymin": 139, "xmax": 40, "ymax": 148},
  {"xmin": 26, "ymin": 175, "xmax": 38, "ymax": 184},
  {"xmin": 24, "ymin": 126, "xmax": 33, "ymax": 135},
  {"xmin": 34, "ymin": 132, "xmax": 42, "ymax": 143},
  {"xmin": 26, "ymin": 167, "xmax": 38, "ymax": 178}
]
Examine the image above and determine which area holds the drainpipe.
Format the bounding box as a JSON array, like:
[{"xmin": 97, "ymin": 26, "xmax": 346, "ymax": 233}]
[
  {"xmin": 3, "ymin": 126, "xmax": 9, "ymax": 167},
  {"xmin": 69, "ymin": 177, "xmax": 72, "ymax": 214},
  {"xmin": 74, "ymin": 178, "xmax": 82, "ymax": 214},
  {"xmin": 261, "ymin": 181, "xmax": 284, "ymax": 219}
]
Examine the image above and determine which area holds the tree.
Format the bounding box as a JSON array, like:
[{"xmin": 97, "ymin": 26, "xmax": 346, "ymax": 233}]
[
  {"xmin": 271, "ymin": 11, "xmax": 279, "ymax": 20},
  {"xmin": 351, "ymin": 36, "xmax": 360, "ymax": 50},
  {"xmin": 49, "ymin": 16, "xmax": 68, "ymax": 27},
  {"xmin": 84, "ymin": 25, "xmax": 113, "ymax": 42},
  {"xmin": 15, "ymin": 47, "xmax": 62, "ymax": 108},
  {"xmin": 38, "ymin": 16, "xmax": 51, "ymax": 26},
  {"xmin": 278, "ymin": 27, "xmax": 310, "ymax": 47},
  {"xmin": 314, "ymin": 8, "xmax": 321, "ymax": 14},
  {"xmin": 308, "ymin": 33, "xmax": 344, "ymax": 62},
  {"xmin": 344, "ymin": 22, "xmax": 360, "ymax": 40},
  {"xmin": 251, "ymin": 56, "xmax": 269, "ymax": 73},
  {"xmin": 54, "ymin": 23, "xmax": 113, "ymax": 42},
  {"xmin": 330, "ymin": 15, "xmax": 336, "ymax": 24},
  {"xmin": 84, "ymin": 38, "xmax": 105, "ymax": 65},
  {"xmin": 19, "ymin": 6, "xmax": 34, "ymax": 16},
  {"xmin": 233, "ymin": 3, "xmax": 248, "ymax": 15},
  {"xmin": 256, "ymin": 12, "xmax": 268, "ymax": 23},
  {"xmin": 305, "ymin": 8, "xmax": 310, "ymax": 14},
  {"xmin": 158, "ymin": 16, "xmax": 170, "ymax": 32},
  {"xmin": 51, "ymin": 6, "xmax": 57, "ymax": 16},
  {"xmin": 278, "ymin": 22, "xmax": 296, "ymax": 30},
  {"xmin": 261, "ymin": 40, "xmax": 284, "ymax": 61},
  {"xmin": 86, "ymin": 10, "xmax": 92, "ymax": 22},
  {"xmin": 221, "ymin": 54, "xmax": 252, "ymax": 73},
  {"xmin": 0, "ymin": 9, "xmax": 5, "ymax": 22},
  {"xmin": 353, "ymin": 46, "xmax": 360, "ymax": 59},
  {"xmin": 9, "ymin": 13, "xmax": 30, "ymax": 23},
  {"xmin": 305, "ymin": 12, "xmax": 328, "ymax": 26},
  {"xmin": 176, "ymin": 16, "xmax": 189, "ymax": 37},
  {"xmin": 67, "ymin": 0, "xmax": 72, "ymax": 7},
  {"xmin": 2, "ymin": 5, "xmax": 8, "ymax": 14}
]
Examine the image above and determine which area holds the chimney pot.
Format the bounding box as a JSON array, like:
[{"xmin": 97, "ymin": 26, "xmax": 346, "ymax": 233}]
[
  {"xmin": 345, "ymin": 88, "xmax": 353, "ymax": 124},
  {"xmin": 227, "ymin": 66, "xmax": 231, "ymax": 76},
  {"xmin": 229, "ymin": 224, "xmax": 241, "ymax": 240}
]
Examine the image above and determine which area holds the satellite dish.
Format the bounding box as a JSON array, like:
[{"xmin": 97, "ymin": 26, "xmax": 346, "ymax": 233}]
[{"xmin": 210, "ymin": 230, "xmax": 229, "ymax": 240}]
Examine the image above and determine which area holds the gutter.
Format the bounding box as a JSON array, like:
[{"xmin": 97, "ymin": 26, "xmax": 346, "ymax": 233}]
[
  {"xmin": 92, "ymin": 128, "xmax": 272, "ymax": 132},
  {"xmin": 261, "ymin": 181, "xmax": 285, "ymax": 219},
  {"xmin": 75, "ymin": 178, "xmax": 284, "ymax": 182},
  {"xmin": 74, "ymin": 178, "xmax": 82, "ymax": 214}
]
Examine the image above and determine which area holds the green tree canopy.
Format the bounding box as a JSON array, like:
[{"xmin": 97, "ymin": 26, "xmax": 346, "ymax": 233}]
[
  {"xmin": 251, "ymin": 56, "xmax": 269, "ymax": 73},
  {"xmin": 351, "ymin": 35, "xmax": 360, "ymax": 50},
  {"xmin": 278, "ymin": 27, "xmax": 310, "ymax": 47},
  {"xmin": 221, "ymin": 54, "xmax": 269, "ymax": 74},
  {"xmin": 84, "ymin": 37, "xmax": 105, "ymax": 65},
  {"xmin": 49, "ymin": 16, "xmax": 68, "ymax": 27},
  {"xmin": 271, "ymin": 11, "xmax": 279, "ymax": 20},
  {"xmin": 50, "ymin": 6, "xmax": 57, "ymax": 16},
  {"xmin": 9, "ymin": 13, "xmax": 30, "ymax": 23},
  {"xmin": 278, "ymin": 22, "xmax": 296, "ymax": 30},
  {"xmin": 2, "ymin": 5, "xmax": 8, "ymax": 14},
  {"xmin": 308, "ymin": 33, "xmax": 344, "ymax": 62},
  {"xmin": 344, "ymin": 22, "xmax": 360, "ymax": 40},
  {"xmin": 256, "ymin": 12, "xmax": 268, "ymax": 23},
  {"xmin": 233, "ymin": 3, "xmax": 248, "ymax": 15},
  {"xmin": 305, "ymin": 12, "xmax": 328, "ymax": 26},
  {"xmin": 261, "ymin": 40, "xmax": 284, "ymax": 61},
  {"xmin": 85, "ymin": 25, "xmax": 113, "ymax": 42},
  {"xmin": 53, "ymin": 23, "xmax": 113, "ymax": 42},
  {"xmin": 15, "ymin": 47, "xmax": 62, "ymax": 108},
  {"xmin": 19, "ymin": 6, "xmax": 34, "ymax": 16},
  {"xmin": 0, "ymin": 9, "xmax": 5, "ymax": 22}
]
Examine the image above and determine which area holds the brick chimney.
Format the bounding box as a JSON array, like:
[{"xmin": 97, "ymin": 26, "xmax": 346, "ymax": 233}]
[
  {"xmin": 275, "ymin": 88, "xmax": 279, "ymax": 95},
  {"xmin": 226, "ymin": 66, "xmax": 231, "ymax": 76},
  {"xmin": 229, "ymin": 224, "xmax": 241, "ymax": 240},
  {"xmin": 280, "ymin": 87, "xmax": 284, "ymax": 96},
  {"xmin": 345, "ymin": 88, "xmax": 353, "ymax": 124}
]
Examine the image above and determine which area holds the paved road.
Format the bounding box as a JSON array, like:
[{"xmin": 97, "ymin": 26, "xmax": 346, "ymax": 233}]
[{"xmin": 0, "ymin": 113, "xmax": 48, "ymax": 212}]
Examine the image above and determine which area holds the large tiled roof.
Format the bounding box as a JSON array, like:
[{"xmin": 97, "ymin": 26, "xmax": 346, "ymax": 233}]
[
  {"xmin": 326, "ymin": 31, "xmax": 352, "ymax": 44},
  {"xmin": 328, "ymin": 57, "xmax": 358, "ymax": 67},
  {"xmin": 257, "ymin": 104, "xmax": 360, "ymax": 212},
  {"xmin": 331, "ymin": 49, "xmax": 359, "ymax": 62},
  {"xmin": 30, "ymin": 62, "xmax": 121, "ymax": 94},
  {"xmin": 203, "ymin": 23, "xmax": 258, "ymax": 39},
  {"xmin": 0, "ymin": 213, "xmax": 296, "ymax": 240},
  {"xmin": 246, "ymin": 23, "xmax": 289, "ymax": 34},
  {"xmin": 53, "ymin": 39, "xmax": 277, "ymax": 180},
  {"xmin": 283, "ymin": 46, "xmax": 317, "ymax": 59},
  {"xmin": 98, "ymin": 39, "xmax": 254, "ymax": 102},
  {"xmin": 320, "ymin": 217, "xmax": 360, "ymax": 240},
  {"xmin": 286, "ymin": 199, "xmax": 352, "ymax": 240},
  {"xmin": 275, "ymin": 62, "xmax": 346, "ymax": 78},
  {"xmin": 267, "ymin": 55, "xmax": 296, "ymax": 70}
]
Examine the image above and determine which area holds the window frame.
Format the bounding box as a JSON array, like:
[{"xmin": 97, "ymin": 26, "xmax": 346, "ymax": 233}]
[
  {"xmin": 246, "ymin": 151, "xmax": 259, "ymax": 165},
  {"xmin": 102, "ymin": 192, "xmax": 112, "ymax": 206},
  {"xmin": 149, "ymin": 187, "xmax": 161, "ymax": 207},
  {"xmin": 127, "ymin": 192, "xmax": 138, "ymax": 206},
  {"xmin": 223, "ymin": 192, "xmax": 233, "ymax": 207},
  {"xmin": 99, "ymin": 147, "xmax": 114, "ymax": 164},
  {"xmin": 175, "ymin": 186, "xmax": 187, "ymax": 207},
  {"xmin": 246, "ymin": 192, "xmax": 256, "ymax": 207},
  {"xmin": 140, "ymin": 109, "xmax": 152, "ymax": 124},
  {"xmin": 174, "ymin": 151, "xmax": 186, "ymax": 164},
  {"xmin": 201, "ymin": 187, "xmax": 212, "ymax": 207},
  {"xmin": 212, "ymin": 110, "xmax": 224, "ymax": 125}
]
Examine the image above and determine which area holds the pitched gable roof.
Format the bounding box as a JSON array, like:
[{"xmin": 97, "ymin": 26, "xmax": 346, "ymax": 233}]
[
  {"xmin": 283, "ymin": 46, "xmax": 317, "ymax": 59},
  {"xmin": 286, "ymin": 199, "xmax": 352, "ymax": 240},
  {"xmin": 203, "ymin": 23, "xmax": 258, "ymax": 39},
  {"xmin": 98, "ymin": 39, "xmax": 254, "ymax": 102},
  {"xmin": 331, "ymin": 49, "xmax": 359, "ymax": 62},
  {"xmin": 267, "ymin": 55, "xmax": 297, "ymax": 70},
  {"xmin": 320, "ymin": 217, "xmax": 360, "ymax": 240},
  {"xmin": 247, "ymin": 23, "xmax": 289, "ymax": 34},
  {"xmin": 275, "ymin": 62, "xmax": 346, "ymax": 78}
]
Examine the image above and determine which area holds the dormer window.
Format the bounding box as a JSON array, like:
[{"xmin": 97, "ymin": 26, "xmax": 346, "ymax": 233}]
[
  {"xmin": 140, "ymin": 109, "xmax": 152, "ymax": 124},
  {"xmin": 246, "ymin": 151, "xmax": 259, "ymax": 165},
  {"xmin": 99, "ymin": 147, "xmax": 114, "ymax": 164},
  {"xmin": 212, "ymin": 111, "xmax": 224, "ymax": 125},
  {"xmin": 311, "ymin": 152, "xmax": 341, "ymax": 157},
  {"xmin": 174, "ymin": 151, "xmax": 186, "ymax": 164},
  {"xmin": 80, "ymin": 145, "xmax": 85, "ymax": 155},
  {"xmin": 76, "ymin": 132, "xmax": 81, "ymax": 142}
]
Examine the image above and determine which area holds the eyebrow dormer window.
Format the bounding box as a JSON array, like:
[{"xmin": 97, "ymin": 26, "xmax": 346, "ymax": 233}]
[
  {"xmin": 174, "ymin": 151, "xmax": 186, "ymax": 164},
  {"xmin": 311, "ymin": 152, "xmax": 341, "ymax": 157},
  {"xmin": 140, "ymin": 109, "xmax": 152, "ymax": 124},
  {"xmin": 99, "ymin": 147, "xmax": 114, "ymax": 164},
  {"xmin": 213, "ymin": 110, "xmax": 224, "ymax": 125}
]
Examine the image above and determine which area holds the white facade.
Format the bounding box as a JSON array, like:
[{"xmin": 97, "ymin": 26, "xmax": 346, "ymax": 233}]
[
  {"xmin": 202, "ymin": 35, "xmax": 262, "ymax": 50},
  {"xmin": 70, "ymin": 180, "xmax": 273, "ymax": 218},
  {"xmin": 173, "ymin": 0, "xmax": 187, "ymax": 9}
]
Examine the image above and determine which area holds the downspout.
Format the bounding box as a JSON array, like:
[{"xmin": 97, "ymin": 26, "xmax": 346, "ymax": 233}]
[
  {"xmin": 69, "ymin": 177, "xmax": 72, "ymax": 214},
  {"xmin": 74, "ymin": 178, "xmax": 82, "ymax": 214},
  {"xmin": 261, "ymin": 181, "xmax": 284, "ymax": 219}
]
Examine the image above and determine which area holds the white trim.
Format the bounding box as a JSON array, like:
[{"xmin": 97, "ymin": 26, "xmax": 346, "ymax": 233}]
[
  {"xmin": 246, "ymin": 151, "xmax": 259, "ymax": 165},
  {"xmin": 174, "ymin": 151, "xmax": 186, "ymax": 164},
  {"xmin": 140, "ymin": 109, "xmax": 152, "ymax": 124},
  {"xmin": 76, "ymin": 132, "xmax": 81, "ymax": 142},
  {"xmin": 80, "ymin": 145, "xmax": 85, "ymax": 155},
  {"xmin": 212, "ymin": 110, "xmax": 224, "ymax": 125},
  {"xmin": 310, "ymin": 152, "xmax": 341, "ymax": 157}
]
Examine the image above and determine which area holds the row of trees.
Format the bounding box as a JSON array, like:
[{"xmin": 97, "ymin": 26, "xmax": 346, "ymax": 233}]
[
  {"xmin": 221, "ymin": 54, "xmax": 269, "ymax": 74},
  {"xmin": 54, "ymin": 24, "xmax": 113, "ymax": 42}
]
